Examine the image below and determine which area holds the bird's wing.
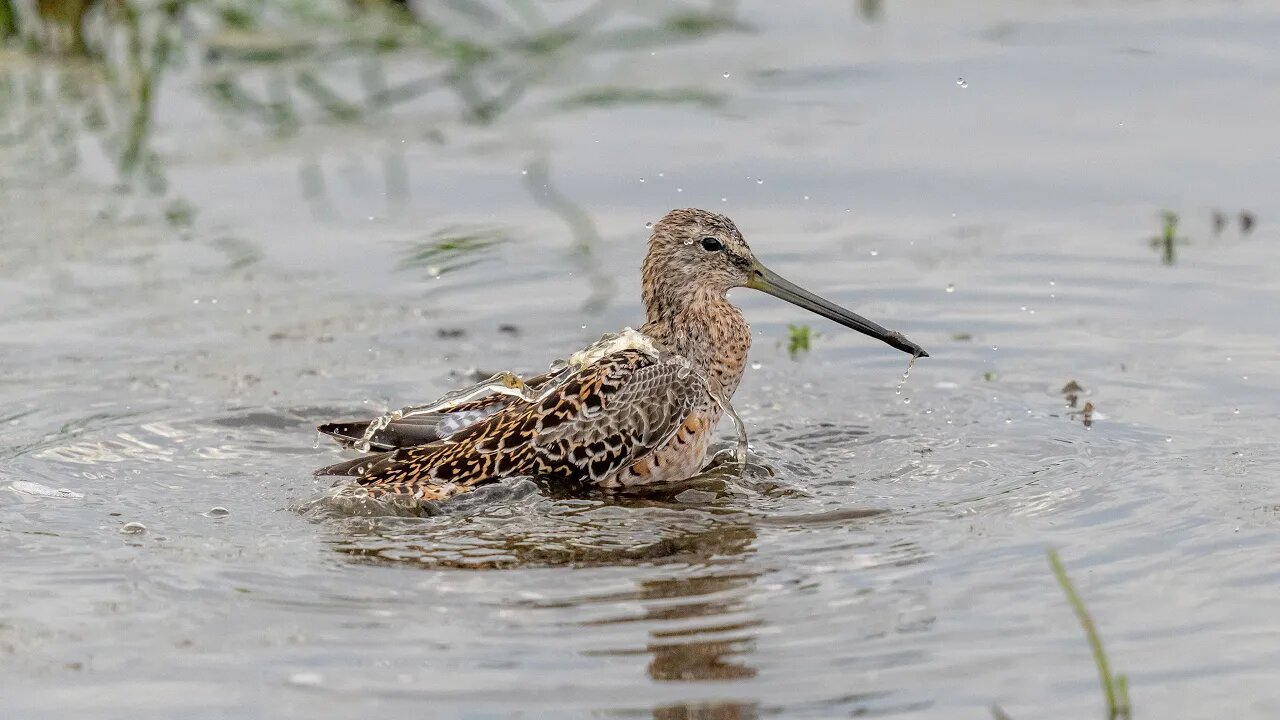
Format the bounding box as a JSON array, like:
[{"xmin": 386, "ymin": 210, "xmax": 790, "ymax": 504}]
[
  {"xmin": 316, "ymin": 372, "xmax": 555, "ymax": 451},
  {"xmin": 313, "ymin": 350, "xmax": 713, "ymax": 497}
]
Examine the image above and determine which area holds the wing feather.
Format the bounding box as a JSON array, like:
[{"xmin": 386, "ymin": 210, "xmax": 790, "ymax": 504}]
[{"xmin": 313, "ymin": 350, "xmax": 714, "ymax": 494}]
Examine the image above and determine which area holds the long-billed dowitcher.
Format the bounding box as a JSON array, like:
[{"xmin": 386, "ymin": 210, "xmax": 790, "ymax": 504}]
[{"xmin": 315, "ymin": 208, "xmax": 926, "ymax": 500}]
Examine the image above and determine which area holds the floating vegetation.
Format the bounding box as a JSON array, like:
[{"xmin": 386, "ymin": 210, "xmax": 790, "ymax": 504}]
[
  {"xmin": 1149, "ymin": 210, "xmax": 1186, "ymax": 265},
  {"xmin": 1061, "ymin": 379, "xmax": 1084, "ymax": 408},
  {"xmin": 1076, "ymin": 401, "xmax": 1096, "ymax": 428},
  {"xmin": 1060, "ymin": 381, "xmax": 1099, "ymax": 427},
  {"xmin": 786, "ymin": 323, "xmax": 812, "ymax": 358}
]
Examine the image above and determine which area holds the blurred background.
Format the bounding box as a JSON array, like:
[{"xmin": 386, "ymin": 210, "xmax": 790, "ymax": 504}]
[{"xmin": 2, "ymin": 1, "xmax": 1278, "ymax": 718}]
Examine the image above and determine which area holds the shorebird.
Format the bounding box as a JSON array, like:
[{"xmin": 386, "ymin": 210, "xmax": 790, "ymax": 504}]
[{"xmin": 315, "ymin": 208, "xmax": 926, "ymax": 500}]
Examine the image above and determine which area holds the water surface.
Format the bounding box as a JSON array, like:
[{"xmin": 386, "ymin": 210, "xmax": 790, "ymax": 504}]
[{"xmin": 3, "ymin": 1, "xmax": 1279, "ymax": 717}]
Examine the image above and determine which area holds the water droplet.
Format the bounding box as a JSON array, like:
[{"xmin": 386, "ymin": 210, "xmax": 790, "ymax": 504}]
[
  {"xmin": 945, "ymin": 284, "xmax": 955, "ymax": 293},
  {"xmin": 1020, "ymin": 306, "xmax": 1027, "ymax": 312},
  {"xmin": 1165, "ymin": 436, "xmax": 1173, "ymax": 443},
  {"xmin": 645, "ymin": 221, "xmax": 654, "ymax": 229},
  {"xmin": 367, "ymin": 215, "xmax": 375, "ymax": 221},
  {"xmin": 580, "ymin": 324, "xmax": 587, "ymax": 330},
  {"xmin": 722, "ymin": 71, "xmax": 731, "ymax": 78},
  {"xmin": 426, "ymin": 265, "xmax": 442, "ymax": 278},
  {"xmin": 720, "ymin": 197, "xmax": 727, "ymax": 203},
  {"xmin": 1233, "ymin": 408, "xmax": 1240, "ymax": 415},
  {"xmin": 902, "ymin": 398, "xmax": 911, "ymax": 404},
  {"xmin": 1005, "ymin": 418, "xmax": 1012, "ymax": 424},
  {"xmin": 192, "ymin": 299, "xmax": 200, "ymax": 305},
  {"xmin": 755, "ymin": 178, "xmax": 764, "ymax": 185},
  {"xmin": 205, "ymin": 506, "xmax": 230, "ymax": 518},
  {"xmin": 750, "ymin": 361, "xmax": 762, "ymax": 370},
  {"xmin": 957, "ymin": 77, "xmax": 968, "ymax": 88},
  {"xmin": 120, "ymin": 521, "xmax": 147, "ymax": 535},
  {"xmin": 520, "ymin": 169, "xmax": 528, "ymax": 175},
  {"xmin": 803, "ymin": 195, "xmax": 810, "ymax": 201},
  {"xmin": 869, "ymin": 250, "xmax": 879, "ymax": 257},
  {"xmin": 1048, "ymin": 280, "xmax": 1056, "ymax": 286},
  {"xmin": 676, "ymin": 187, "xmax": 684, "ymax": 193},
  {"xmin": 992, "ymin": 346, "xmax": 999, "ymax": 351},
  {"xmin": 658, "ymin": 172, "xmax": 665, "ymax": 178},
  {"xmin": 639, "ymin": 177, "xmax": 645, "ymax": 183},
  {"xmin": 1242, "ymin": 375, "xmax": 1249, "ymax": 381}
]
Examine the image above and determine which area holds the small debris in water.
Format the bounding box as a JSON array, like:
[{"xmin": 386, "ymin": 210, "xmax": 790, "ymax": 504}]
[
  {"xmin": 957, "ymin": 77, "xmax": 968, "ymax": 88},
  {"xmin": 1068, "ymin": 401, "xmax": 1096, "ymax": 428},
  {"xmin": 1212, "ymin": 209, "xmax": 1228, "ymax": 235},
  {"xmin": 205, "ymin": 507, "xmax": 230, "ymax": 518},
  {"xmin": 1240, "ymin": 211, "xmax": 1256, "ymax": 235},
  {"xmin": 120, "ymin": 522, "xmax": 147, "ymax": 535},
  {"xmin": 1061, "ymin": 380, "xmax": 1084, "ymax": 408}
]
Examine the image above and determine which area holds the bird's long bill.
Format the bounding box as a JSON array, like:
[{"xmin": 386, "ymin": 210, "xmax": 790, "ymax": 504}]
[{"xmin": 747, "ymin": 262, "xmax": 929, "ymax": 358}]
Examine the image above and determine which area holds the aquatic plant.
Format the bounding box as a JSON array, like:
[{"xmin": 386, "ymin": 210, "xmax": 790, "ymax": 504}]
[
  {"xmin": 1149, "ymin": 210, "xmax": 1185, "ymax": 265},
  {"xmin": 786, "ymin": 323, "xmax": 811, "ymax": 358},
  {"xmin": 1048, "ymin": 549, "xmax": 1131, "ymax": 719}
]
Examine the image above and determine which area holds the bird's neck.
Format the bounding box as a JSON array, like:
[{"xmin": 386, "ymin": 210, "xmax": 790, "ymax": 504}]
[{"xmin": 640, "ymin": 285, "xmax": 752, "ymax": 400}]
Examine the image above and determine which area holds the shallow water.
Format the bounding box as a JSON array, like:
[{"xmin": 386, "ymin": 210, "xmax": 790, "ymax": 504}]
[{"xmin": 3, "ymin": 1, "xmax": 1280, "ymax": 717}]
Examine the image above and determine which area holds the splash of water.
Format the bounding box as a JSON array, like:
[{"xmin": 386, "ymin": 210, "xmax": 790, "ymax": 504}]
[
  {"xmin": 709, "ymin": 382, "xmax": 748, "ymax": 467},
  {"xmin": 895, "ymin": 354, "xmax": 918, "ymax": 403}
]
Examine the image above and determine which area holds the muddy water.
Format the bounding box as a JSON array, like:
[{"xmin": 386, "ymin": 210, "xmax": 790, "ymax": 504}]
[{"xmin": 3, "ymin": 1, "xmax": 1280, "ymax": 718}]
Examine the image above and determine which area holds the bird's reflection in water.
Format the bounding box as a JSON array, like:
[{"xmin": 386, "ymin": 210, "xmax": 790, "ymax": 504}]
[
  {"xmin": 652, "ymin": 700, "xmax": 759, "ymax": 720},
  {"xmin": 312, "ymin": 472, "xmax": 904, "ymax": 718}
]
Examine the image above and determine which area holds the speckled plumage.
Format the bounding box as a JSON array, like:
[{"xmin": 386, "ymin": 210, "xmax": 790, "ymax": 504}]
[{"xmin": 315, "ymin": 208, "xmax": 927, "ymax": 500}]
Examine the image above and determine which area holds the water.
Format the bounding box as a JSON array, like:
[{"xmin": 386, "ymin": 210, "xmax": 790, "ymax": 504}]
[{"xmin": 3, "ymin": 1, "xmax": 1280, "ymax": 718}]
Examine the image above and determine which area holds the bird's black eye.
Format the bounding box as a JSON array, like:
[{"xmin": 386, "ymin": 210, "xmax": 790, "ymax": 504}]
[{"xmin": 700, "ymin": 236, "xmax": 724, "ymax": 252}]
